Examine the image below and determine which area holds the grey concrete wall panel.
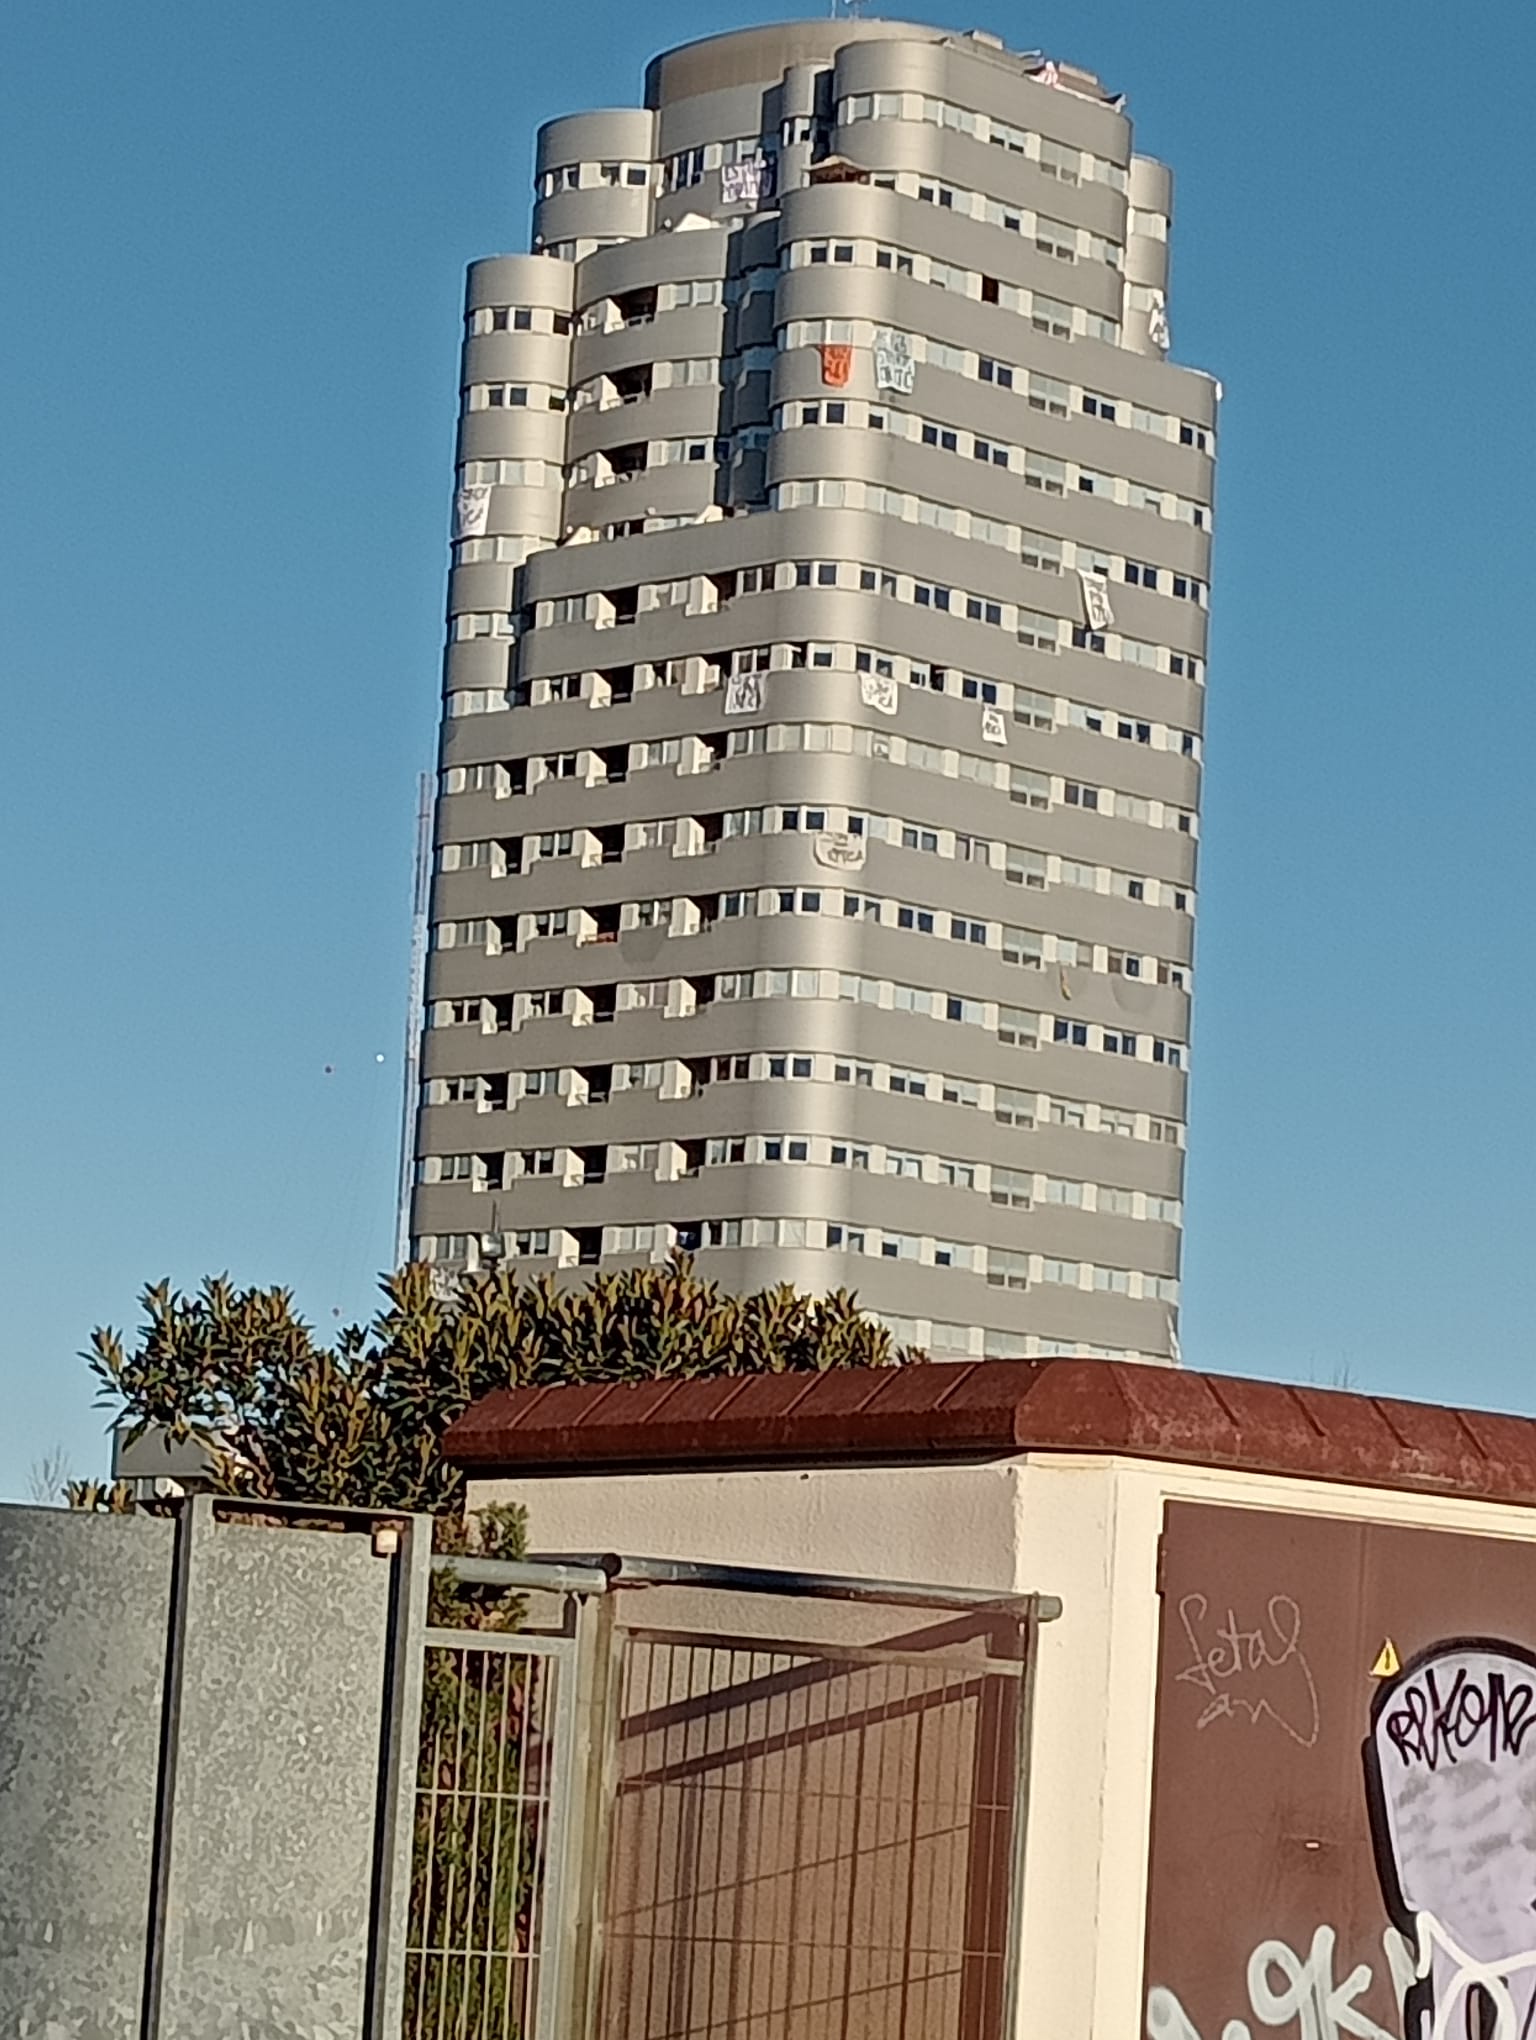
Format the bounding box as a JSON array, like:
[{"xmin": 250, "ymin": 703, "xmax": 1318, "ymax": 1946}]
[
  {"xmin": 653, "ymin": 82, "xmax": 779, "ymax": 161},
  {"xmin": 565, "ymin": 388, "xmax": 724, "ymax": 464},
  {"xmin": 454, "ymin": 411, "xmax": 567, "ymax": 466},
  {"xmin": 1124, "ymin": 236, "xmax": 1170, "ymax": 292},
  {"xmin": 644, "ymin": 22, "xmax": 927, "ymax": 110},
  {"xmin": 827, "ymin": 122, "xmax": 1129, "ymax": 247},
  {"xmin": 772, "ymin": 198, "xmax": 1124, "ymax": 316},
  {"xmin": 446, "ymin": 563, "xmax": 520, "ymax": 614},
  {"xmin": 465, "ymin": 253, "xmax": 574, "ymax": 313},
  {"xmin": 534, "ymin": 188, "xmax": 651, "ymax": 249},
  {"xmin": 577, "ymin": 230, "xmax": 731, "ymax": 303},
  {"xmin": 456, "ymin": 483, "xmax": 561, "ymax": 541},
  {"xmin": 462, "ymin": 332, "xmax": 572, "ymax": 385},
  {"xmin": 1128, "ymin": 155, "xmax": 1174, "ymax": 216},
  {"xmin": 835, "ymin": 38, "xmax": 1131, "ymax": 159},
  {"xmin": 770, "ymin": 308, "xmax": 1216, "ymax": 433},
  {"xmin": 440, "ymin": 639, "xmax": 514, "ymax": 693},
  {"xmin": 535, "ymin": 109, "xmax": 657, "ymax": 179},
  {"xmin": 0, "ymin": 1507, "xmax": 174, "ymax": 2040},
  {"xmin": 562, "ymin": 467, "xmax": 718, "ymax": 529},
  {"xmin": 571, "ymin": 314, "xmax": 728, "ymax": 388},
  {"xmin": 156, "ymin": 1516, "xmax": 392, "ymax": 2040}
]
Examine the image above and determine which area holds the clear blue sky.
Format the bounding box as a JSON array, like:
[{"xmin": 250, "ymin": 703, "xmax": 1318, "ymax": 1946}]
[{"xmin": 2, "ymin": 0, "xmax": 1533, "ymax": 1497}]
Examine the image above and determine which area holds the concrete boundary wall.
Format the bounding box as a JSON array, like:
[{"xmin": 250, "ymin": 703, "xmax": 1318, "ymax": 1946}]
[{"xmin": 0, "ymin": 1499, "xmax": 430, "ymax": 2040}]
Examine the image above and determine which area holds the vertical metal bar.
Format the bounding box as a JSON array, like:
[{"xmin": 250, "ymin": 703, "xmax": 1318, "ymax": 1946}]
[
  {"xmin": 533, "ymin": 1632, "xmax": 582, "ymax": 2040},
  {"xmin": 478, "ymin": 1648, "xmax": 512, "ymax": 2040},
  {"xmin": 364, "ymin": 1514, "xmax": 432, "ymax": 2040},
  {"xmin": 834, "ymin": 1660, "xmax": 869, "ymax": 2040},
  {"xmin": 1000, "ymin": 1600, "xmax": 1044, "ymax": 2040},
  {"xmin": 521, "ymin": 1655, "xmax": 553, "ymax": 2035},
  {"xmin": 627, "ymin": 1642, "xmax": 654, "ymax": 2040},
  {"xmin": 434, "ymin": 1646, "xmax": 471, "ymax": 2040},
  {"xmin": 722, "ymin": 1648, "xmax": 756, "ymax": 2037},
  {"xmin": 455, "ymin": 1648, "xmax": 492, "ymax": 2040},
  {"xmin": 638, "ymin": 1639, "xmax": 667, "ymax": 2040},
  {"xmin": 499, "ymin": 1654, "xmax": 529, "ymax": 2037},
  {"xmin": 777, "ymin": 1651, "xmax": 811, "ymax": 2031},
  {"xmin": 868, "ymin": 1653, "xmax": 902, "ymax": 2038},
  {"xmin": 671, "ymin": 1644, "xmax": 705, "ymax": 2040},
  {"xmin": 897, "ymin": 1661, "xmax": 923, "ymax": 2040},
  {"xmin": 138, "ymin": 1492, "xmax": 206, "ymax": 2040},
  {"xmin": 561, "ymin": 1590, "xmax": 620, "ymax": 2040}
]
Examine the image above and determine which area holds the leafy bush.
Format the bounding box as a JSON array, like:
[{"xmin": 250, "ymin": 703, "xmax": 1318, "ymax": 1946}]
[{"xmin": 85, "ymin": 1255, "xmax": 910, "ymax": 1519}]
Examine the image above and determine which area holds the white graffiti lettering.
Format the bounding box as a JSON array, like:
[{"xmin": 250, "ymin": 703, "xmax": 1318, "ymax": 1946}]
[
  {"xmin": 1147, "ymin": 1925, "xmax": 1412, "ymax": 2040},
  {"xmin": 1148, "ymin": 1915, "xmax": 1536, "ymax": 2040},
  {"xmin": 1413, "ymin": 1909, "xmax": 1536, "ymax": 2040},
  {"xmin": 1174, "ymin": 1592, "xmax": 1321, "ymax": 1748}
]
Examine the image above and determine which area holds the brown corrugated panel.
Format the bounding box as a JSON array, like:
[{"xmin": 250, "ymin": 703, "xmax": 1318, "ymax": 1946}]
[{"xmin": 442, "ymin": 1358, "xmax": 1536, "ymax": 1504}]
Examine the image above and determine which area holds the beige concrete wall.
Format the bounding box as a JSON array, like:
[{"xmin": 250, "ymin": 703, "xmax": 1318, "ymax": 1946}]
[{"xmin": 472, "ymin": 1457, "xmax": 1536, "ymax": 2040}]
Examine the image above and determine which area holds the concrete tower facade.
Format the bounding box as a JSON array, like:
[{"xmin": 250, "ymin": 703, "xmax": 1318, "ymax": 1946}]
[{"xmin": 410, "ymin": 21, "xmax": 1216, "ymax": 1366}]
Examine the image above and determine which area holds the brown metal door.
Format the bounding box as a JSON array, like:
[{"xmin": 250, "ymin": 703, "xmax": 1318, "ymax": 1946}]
[{"xmin": 1142, "ymin": 1501, "xmax": 1536, "ymax": 2040}]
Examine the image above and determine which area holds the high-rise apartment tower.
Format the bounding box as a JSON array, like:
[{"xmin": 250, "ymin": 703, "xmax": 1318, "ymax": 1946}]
[{"xmin": 410, "ymin": 21, "xmax": 1216, "ymax": 1366}]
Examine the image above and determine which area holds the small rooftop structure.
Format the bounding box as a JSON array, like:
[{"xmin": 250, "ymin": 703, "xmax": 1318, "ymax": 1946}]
[{"xmin": 448, "ymin": 1359, "xmax": 1536, "ymax": 2040}]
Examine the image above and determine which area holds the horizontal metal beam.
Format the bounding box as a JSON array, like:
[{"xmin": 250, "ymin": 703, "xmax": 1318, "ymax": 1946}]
[
  {"xmin": 530, "ymin": 1551, "xmax": 1062, "ymax": 1620},
  {"xmin": 429, "ymin": 1554, "xmax": 610, "ymax": 1594},
  {"xmin": 207, "ymin": 1494, "xmax": 421, "ymax": 1529}
]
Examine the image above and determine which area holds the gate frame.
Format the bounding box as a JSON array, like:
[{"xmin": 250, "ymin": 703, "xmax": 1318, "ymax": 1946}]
[{"xmin": 392, "ymin": 1550, "xmax": 1060, "ymax": 2040}]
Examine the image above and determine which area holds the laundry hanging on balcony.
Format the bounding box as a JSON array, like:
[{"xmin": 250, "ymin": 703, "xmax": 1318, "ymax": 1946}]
[
  {"xmin": 721, "ymin": 154, "xmax": 774, "ymax": 206},
  {"xmin": 724, "ymin": 671, "xmax": 763, "ymax": 716},
  {"xmin": 818, "ymin": 343, "xmax": 853, "ymax": 387},
  {"xmin": 452, "ymin": 485, "xmax": 492, "ymax": 539},
  {"xmin": 873, "ymin": 328, "xmax": 914, "ymax": 394},
  {"xmin": 1077, "ymin": 569, "xmax": 1116, "ymax": 632},
  {"xmin": 859, "ymin": 672, "xmax": 898, "ymax": 716}
]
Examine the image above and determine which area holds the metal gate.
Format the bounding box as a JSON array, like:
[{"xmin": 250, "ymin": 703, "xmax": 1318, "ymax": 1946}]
[
  {"xmin": 404, "ymin": 1625, "xmax": 580, "ymax": 2040},
  {"xmin": 398, "ymin": 1555, "xmax": 1055, "ymax": 2040}
]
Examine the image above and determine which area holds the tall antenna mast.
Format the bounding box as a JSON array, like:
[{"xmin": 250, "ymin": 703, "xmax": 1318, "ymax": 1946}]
[{"xmin": 393, "ymin": 770, "xmax": 433, "ymax": 1269}]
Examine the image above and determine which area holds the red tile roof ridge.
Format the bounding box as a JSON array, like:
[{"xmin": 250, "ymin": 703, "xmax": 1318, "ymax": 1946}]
[{"xmin": 442, "ymin": 1358, "xmax": 1536, "ymax": 1508}]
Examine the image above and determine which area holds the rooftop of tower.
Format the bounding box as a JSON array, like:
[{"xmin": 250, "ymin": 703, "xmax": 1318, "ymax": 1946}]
[{"xmin": 644, "ymin": 21, "xmax": 1117, "ymax": 114}]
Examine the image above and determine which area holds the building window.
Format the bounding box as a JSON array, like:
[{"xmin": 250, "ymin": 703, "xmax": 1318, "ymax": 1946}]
[
  {"xmin": 987, "ymin": 1250, "xmax": 1030, "ymax": 1292},
  {"xmin": 1027, "ymin": 374, "xmax": 1069, "ymax": 418},
  {"xmin": 994, "ymin": 1088, "xmax": 1034, "ymax": 1128}
]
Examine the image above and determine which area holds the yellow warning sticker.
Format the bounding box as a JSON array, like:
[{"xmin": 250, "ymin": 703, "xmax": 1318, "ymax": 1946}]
[{"xmin": 1370, "ymin": 1639, "xmax": 1401, "ymax": 1679}]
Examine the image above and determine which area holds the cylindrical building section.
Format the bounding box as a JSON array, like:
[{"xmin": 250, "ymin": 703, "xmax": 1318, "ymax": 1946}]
[
  {"xmin": 1123, "ymin": 155, "xmax": 1174, "ymax": 355},
  {"xmin": 532, "ymin": 110, "xmax": 657, "ymax": 261},
  {"xmin": 451, "ymin": 254, "xmax": 573, "ymax": 640}
]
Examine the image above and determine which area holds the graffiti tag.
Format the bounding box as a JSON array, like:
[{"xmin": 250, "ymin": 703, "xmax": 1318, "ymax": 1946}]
[
  {"xmin": 1146, "ymin": 1922, "xmax": 1412, "ymax": 2040},
  {"xmin": 1174, "ymin": 1593, "xmax": 1321, "ymax": 1748},
  {"xmin": 1368, "ymin": 1643, "xmax": 1536, "ymax": 2039},
  {"xmin": 1379, "ymin": 1664, "xmax": 1536, "ymax": 1772}
]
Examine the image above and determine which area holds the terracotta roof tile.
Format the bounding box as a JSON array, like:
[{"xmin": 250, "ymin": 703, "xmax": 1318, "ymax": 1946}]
[{"xmin": 442, "ymin": 1358, "xmax": 1536, "ymax": 1509}]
